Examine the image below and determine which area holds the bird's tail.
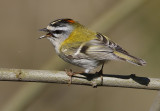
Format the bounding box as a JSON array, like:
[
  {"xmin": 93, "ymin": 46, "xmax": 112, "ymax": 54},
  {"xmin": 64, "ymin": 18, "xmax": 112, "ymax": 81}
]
[{"xmin": 114, "ymin": 51, "xmax": 146, "ymax": 66}]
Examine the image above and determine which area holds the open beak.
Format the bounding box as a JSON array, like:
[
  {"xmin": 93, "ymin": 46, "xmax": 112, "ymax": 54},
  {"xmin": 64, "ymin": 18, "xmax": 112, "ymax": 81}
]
[
  {"xmin": 39, "ymin": 35, "xmax": 47, "ymax": 39},
  {"xmin": 39, "ymin": 28, "xmax": 52, "ymax": 39}
]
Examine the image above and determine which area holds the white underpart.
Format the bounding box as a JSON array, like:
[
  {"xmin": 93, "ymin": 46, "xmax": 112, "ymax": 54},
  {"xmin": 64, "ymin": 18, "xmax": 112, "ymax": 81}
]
[{"xmin": 72, "ymin": 59, "xmax": 100, "ymax": 73}]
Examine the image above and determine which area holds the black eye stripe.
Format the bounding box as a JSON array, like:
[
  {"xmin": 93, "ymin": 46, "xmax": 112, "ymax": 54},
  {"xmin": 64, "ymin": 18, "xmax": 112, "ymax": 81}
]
[{"xmin": 52, "ymin": 30, "xmax": 64, "ymax": 34}]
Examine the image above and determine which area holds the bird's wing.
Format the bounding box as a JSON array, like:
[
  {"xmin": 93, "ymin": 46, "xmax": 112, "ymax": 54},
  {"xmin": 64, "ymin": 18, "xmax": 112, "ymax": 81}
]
[
  {"xmin": 78, "ymin": 32, "xmax": 146, "ymax": 65},
  {"xmin": 74, "ymin": 32, "xmax": 128, "ymax": 60},
  {"xmin": 60, "ymin": 32, "xmax": 113, "ymax": 60},
  {"xmin": 60, "ymin": 32, "xmax": 146, "ymax": 66}
]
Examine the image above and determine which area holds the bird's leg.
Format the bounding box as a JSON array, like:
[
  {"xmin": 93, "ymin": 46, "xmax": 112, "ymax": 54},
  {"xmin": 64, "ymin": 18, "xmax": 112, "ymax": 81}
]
[
  {"xmin": 97, "ymin": 63, "xmax": 104, "ymax": 85},
  {"xmin": 65, "ymin": 69, "xmax": 75, "ymax": 85},
  {"xmin": 65, "ymin": 69, "xmax": 84, "ymax": 85}
]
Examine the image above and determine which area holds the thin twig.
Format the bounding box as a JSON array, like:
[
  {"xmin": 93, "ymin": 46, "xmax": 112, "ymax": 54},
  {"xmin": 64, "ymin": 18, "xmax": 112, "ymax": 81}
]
[{"xmin": 0, "ymin": 68, "xmax": 159, "ymax": 90}]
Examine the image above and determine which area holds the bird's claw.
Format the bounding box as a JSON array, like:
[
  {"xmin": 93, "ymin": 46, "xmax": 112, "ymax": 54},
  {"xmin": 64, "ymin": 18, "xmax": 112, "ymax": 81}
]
[{"xmin": 65, "ymin": 69, "xmax": 75, "ymax": 85}]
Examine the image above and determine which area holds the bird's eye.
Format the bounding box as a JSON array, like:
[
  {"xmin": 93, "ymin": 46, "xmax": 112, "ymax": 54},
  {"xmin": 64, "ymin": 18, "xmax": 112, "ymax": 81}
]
[{"xmin": 52, "ymin": 30, "xmax": 63, "ymax": 34}]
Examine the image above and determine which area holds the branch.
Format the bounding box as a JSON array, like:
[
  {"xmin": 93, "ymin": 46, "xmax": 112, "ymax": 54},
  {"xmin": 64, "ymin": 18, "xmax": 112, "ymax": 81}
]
[{"xmin": 0, "ymin": 68, "xmax": 159, "ymax": 90}]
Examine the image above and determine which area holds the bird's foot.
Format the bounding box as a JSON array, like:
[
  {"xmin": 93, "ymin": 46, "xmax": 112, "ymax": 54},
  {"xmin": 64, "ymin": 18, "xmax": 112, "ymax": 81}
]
[
  {"xmin": 65, "ymin": 69, "xmax": 84, "ymax": 85},
  {"xmin": 65, "ymin": 69, "xmax": 76, "ymax": 85},
  {"xmin": 96, "ymin": 68, "xmax": 103, "ymax": 85}
]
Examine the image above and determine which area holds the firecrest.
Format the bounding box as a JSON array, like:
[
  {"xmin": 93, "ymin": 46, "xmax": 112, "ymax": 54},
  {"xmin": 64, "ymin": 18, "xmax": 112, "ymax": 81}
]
[{"xmin": 39, "ymin": 18, "xmax": 146, "ymax": 74}]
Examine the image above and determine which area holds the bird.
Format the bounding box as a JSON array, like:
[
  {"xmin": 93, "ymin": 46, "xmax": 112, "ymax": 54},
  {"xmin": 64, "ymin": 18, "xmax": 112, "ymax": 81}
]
[{"xmin": 39, "ymin": 18, "xmax": 146, "ymax": 83}]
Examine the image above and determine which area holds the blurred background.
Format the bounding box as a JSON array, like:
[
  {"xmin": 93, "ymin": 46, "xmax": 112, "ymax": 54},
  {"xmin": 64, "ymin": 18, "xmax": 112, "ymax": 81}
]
[{"xmin": 0, "ymin": 0, "xmax": 160, "ymax": 111}]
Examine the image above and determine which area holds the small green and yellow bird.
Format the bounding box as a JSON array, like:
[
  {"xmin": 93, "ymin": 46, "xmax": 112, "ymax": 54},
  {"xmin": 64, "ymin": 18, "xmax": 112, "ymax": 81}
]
[{"xmin": 39, "ymin": 18, "xmax": 146, "ymax": 75}]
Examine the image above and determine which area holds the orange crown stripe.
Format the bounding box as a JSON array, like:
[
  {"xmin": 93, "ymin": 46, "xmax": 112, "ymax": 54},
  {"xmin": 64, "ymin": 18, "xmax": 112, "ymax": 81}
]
[{"xmin": 67, "ymin": 19, "xmax": 75, "ymax": 23}]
